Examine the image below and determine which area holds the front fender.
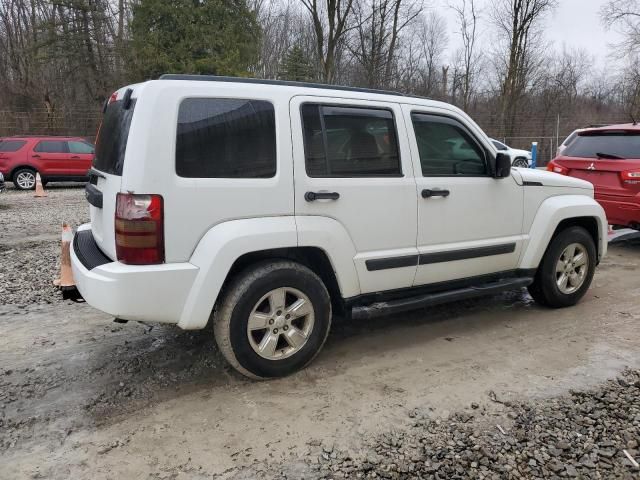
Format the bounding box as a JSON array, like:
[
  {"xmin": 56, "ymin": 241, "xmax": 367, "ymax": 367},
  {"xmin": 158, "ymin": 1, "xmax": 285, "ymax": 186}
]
[
  {"xmin": 178, "ymin": 217, "xmax": 298, "ymax": 329},
  {"xmin": 519, "ymin": 195, "xmax": 607, "ymax": 269}
]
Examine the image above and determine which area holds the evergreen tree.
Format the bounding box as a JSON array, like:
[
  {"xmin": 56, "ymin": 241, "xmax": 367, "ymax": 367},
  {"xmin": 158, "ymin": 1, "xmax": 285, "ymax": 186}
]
[
  {"xmin": 129, "ymin": 0, "xmax": 261, "ymax": 80},
  {"xmin": 279, "ymin": 45, "xmax": 314, "ymax": 82}
]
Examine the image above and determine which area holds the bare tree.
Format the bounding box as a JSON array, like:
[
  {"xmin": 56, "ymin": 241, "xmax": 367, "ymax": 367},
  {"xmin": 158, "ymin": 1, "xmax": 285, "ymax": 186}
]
[
  {"xmin": 300, "ymin": 0, "xmax": 356, "ymax": 83},
  {"xmin": 348, "ymin": 0, "xmax": 422, "ymax": 88},
  {"xmin": 491, "ymin": 0, "xmax": 557, "ymax": 136},
  {"xmin": 601, "ymin": 0, "xmax": 640, "ymax": 56},
  {"xmin": 449, "ymin": 0, "xmax": 480, "ymax": 110}
]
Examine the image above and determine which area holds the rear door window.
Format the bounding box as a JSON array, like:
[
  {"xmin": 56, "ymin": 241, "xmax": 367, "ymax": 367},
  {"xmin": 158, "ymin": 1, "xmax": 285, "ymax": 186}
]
[
  {"xmin": 34, "ymin": 140, "xmax": 68, "ymax": 153},
  {"xmin": 564, "ymin": 132, "xmax": 640, "ymax": 159},
  {"xmin": 0, "ymin": 140, "xmax": 26, "ymax": 152},
  {"xmin": 301, "ymin": 104, "xmax": 401, "ymax": 177},
  {"xmin": 176, "ymin": 98, "xmax": 276, "ymax": 178},
  {"xmin": 93, "ymin": 99, "xmax": 136, "ymax": 175},
  {"xmin": 68, "ymin": 141, "xmax": 95, "ymax": 154}
]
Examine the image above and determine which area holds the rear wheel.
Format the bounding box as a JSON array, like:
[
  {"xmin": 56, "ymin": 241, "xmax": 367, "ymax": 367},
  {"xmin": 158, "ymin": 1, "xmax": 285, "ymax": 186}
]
[
  {"xmin": 513, "ymin": 157, "xmax": 529, "ymax": 168},
  {"xmin": 12, "ymin": 168, "xmax": 37, "ymax": 190},
  {"xmin": 213, "ymin": 260, "xmax": 332, "ymax": 379},
  {"xmin": 528, "ymin": 226, "xmax": 596, "ymax": 308}
]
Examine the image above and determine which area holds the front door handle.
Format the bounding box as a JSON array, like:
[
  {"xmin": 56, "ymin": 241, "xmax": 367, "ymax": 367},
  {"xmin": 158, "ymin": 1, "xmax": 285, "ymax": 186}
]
[
  {"xmin": 71, "ymin": 155, "xmax": 80, "ymax": 159},
  {"xmin": 305, "ymin": 191, "xmax": 340, "ymax": 202},
  {"xmin": 32, "ymin": 154, "xmax": 40, "ymax": 158},
  {"xmin": 422, "ymin": 188, "xmax": 450, "ymax": 198}
]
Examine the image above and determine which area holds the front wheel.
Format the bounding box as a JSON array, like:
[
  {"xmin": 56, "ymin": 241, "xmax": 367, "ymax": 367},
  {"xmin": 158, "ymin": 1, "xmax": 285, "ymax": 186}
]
[
  {"xmin": 528, "ymin": 226, "xmax": 597, "ymax": 308},
  {"xmin": 12, "ymin": 168, "xmax": 37, "ymax": 190},
  {"xmin": 512, "ymin": 157, "xmax": 529, "ymax": 168},
  {"xmin": 213, "ymin": 260, "xmax": 332, "ymax": 379}
]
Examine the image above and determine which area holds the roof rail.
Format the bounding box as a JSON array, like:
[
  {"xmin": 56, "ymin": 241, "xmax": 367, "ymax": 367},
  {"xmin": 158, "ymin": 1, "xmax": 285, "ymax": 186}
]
[{"xmin": 158, "ymin": 74, "xmax": 420, "ymax": 99}]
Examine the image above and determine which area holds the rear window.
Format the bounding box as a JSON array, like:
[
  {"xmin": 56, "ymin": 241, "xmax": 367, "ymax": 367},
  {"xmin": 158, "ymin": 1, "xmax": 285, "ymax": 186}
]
[
  {"xmin": 564, "ymin": 132, "xmax": 640, "ymax": 159},
  {"xmin": 176, "ymin": 98, "xmax": 276, "ymax": 178},
  {"xmin": 93, "ymin": 99, "xmax": 136, "ymax": 175},
  {"xmin": 0, "ymin": 140, "xmax": 26, "ymax": 152}
]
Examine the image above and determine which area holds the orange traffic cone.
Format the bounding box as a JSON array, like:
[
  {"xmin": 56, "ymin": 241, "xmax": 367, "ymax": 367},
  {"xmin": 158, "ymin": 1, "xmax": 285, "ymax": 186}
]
[
  {"xmin": 34, "ymin": 172, "xmax": 47, "ymax": 197},
  {"xmin": 54, "ymin": 223, "xmax": 75, "ymax": 290}
]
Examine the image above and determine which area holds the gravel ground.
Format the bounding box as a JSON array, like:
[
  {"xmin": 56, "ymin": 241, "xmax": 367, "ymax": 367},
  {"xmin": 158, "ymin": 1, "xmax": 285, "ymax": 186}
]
[
  {"xmin": 0, "ymin": 185, "xmax": 88, "ymax": 305},
  {"xmin": 254, "ymin": 370, "xmax": 640, "ymax": 479},
  {"xmin": 1, "ymin": 185, "xmax": 640, "ymax": 479}
]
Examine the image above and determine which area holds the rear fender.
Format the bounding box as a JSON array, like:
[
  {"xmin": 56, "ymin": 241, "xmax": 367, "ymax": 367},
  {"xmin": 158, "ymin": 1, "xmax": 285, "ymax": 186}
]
[{"xmin": 178, "ymin": 217, "xmax": 297, "ymax": 329}]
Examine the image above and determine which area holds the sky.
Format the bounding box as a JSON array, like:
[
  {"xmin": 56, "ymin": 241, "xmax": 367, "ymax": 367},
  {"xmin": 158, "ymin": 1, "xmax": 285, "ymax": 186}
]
[{"xmin": 438, "ymin": 0, "xmax": 625, "ymax": 69}]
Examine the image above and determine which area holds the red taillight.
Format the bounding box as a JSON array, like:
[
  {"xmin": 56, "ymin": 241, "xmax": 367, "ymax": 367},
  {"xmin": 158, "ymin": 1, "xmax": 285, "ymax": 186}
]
[
  {"xmin": 108, "ymin": 92, "xmax": 118, "ymax": 104},
  {"xmin": 621, "ymin": 170, "xmax": 640, "ymax": 183},
  {"xmin": 547, "ymin": 161, "xmax": 569, "ymax": 175},
  {"xmin": 115, "ymin": 193, "xmax": 164, "ymax": 265}
]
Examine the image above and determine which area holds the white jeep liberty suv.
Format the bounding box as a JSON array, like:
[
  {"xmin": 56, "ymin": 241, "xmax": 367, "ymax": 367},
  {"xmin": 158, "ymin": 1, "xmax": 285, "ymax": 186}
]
[{"xmin": 72, "ymin": 75, "xmax": 607, "ymax": 379}]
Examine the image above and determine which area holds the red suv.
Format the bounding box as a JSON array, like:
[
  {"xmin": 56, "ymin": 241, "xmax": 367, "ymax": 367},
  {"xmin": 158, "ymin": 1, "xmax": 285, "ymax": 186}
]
[
  {"xmin": 0, "ymin": 136, "xmax": 95, "ymax": 190},
  {"xmin": 547, "ymin": 124, "xmax": 640, "ymax": 230}
]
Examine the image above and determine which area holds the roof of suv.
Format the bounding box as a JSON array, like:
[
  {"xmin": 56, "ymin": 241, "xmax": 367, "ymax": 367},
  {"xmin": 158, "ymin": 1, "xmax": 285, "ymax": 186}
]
[
  {"xmin": 158, "ymin": 74, "xmax": 431, "ymax": 102},
  {"xmin": 1, "ymin": 136, "xmax": 88, "ymax": 141},
  {"xmin": 578, "ymin": 123, "xmax": 640, "ymax": 134}
]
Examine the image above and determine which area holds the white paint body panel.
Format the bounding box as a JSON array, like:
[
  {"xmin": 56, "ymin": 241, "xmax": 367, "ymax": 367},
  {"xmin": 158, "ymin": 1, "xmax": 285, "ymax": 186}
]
[
  {"xmin": 289, "ymin": 95, "xmax": 418, "ymax": 293},
  {"xmin": 71, "ymin": 79, "xmax": 608, "ymax": 329}
]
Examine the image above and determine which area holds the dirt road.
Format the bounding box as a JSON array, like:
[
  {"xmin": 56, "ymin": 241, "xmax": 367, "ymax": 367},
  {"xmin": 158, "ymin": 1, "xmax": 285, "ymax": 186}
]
[{"xmin": 1, "ymin": 188, "xmax": 640, "ymax": 479}]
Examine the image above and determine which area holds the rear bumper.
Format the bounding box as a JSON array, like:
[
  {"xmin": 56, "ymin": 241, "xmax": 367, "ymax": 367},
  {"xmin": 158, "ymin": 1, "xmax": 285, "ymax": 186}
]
[
  {"xmin": 596, "ymin": 194, "xmax": 640, "ymax": 227},
  {"xmin": 71, "ymin": 224, "xmax": 199, "ymax": 323}
]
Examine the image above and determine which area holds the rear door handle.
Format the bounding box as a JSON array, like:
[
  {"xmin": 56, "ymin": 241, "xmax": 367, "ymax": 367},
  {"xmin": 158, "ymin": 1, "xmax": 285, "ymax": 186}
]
[
  {"xmin": 71, "ymin": 155, "xmax": 80, "ymax": 159},
  {"xmin": 422, "ymin": 188, "xmax": 450, "ymax": 198},
  {"xmin": 32, "ymin": 154, "xmax": 40, "ymax": 158},
  {"xmin": 305, "ymin": 191, "xmax": 340, "ymax": 202}
]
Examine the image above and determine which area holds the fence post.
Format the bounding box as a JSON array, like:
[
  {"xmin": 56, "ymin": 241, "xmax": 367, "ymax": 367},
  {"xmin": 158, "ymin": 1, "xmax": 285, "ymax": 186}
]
[{"xmin": 531, "ymin": 142, "xmax": 538, "ymax": 169}]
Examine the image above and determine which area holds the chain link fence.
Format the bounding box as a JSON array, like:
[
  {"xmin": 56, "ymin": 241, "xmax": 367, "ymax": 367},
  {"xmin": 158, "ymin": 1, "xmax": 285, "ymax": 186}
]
[
  {"xmin": 0, "ymin": 109, "xmax": 101, "ymax": 139},
  {"xmin": 0, "ymin": 109, "xmax": 631, "ymax": 167}
]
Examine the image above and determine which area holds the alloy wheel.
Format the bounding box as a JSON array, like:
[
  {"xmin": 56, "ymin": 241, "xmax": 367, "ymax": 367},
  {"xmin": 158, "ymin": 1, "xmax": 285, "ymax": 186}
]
[
  {"xmin": 246, "ymin": 287, "xmax": 315, "ymax": 360},
  {"xmin": 15, "ymin": 171, "xmax": 36, "ymax": 189},
  {"xmin": 555, "ymin": 243, "xmax": 589, "ymax": 294}
]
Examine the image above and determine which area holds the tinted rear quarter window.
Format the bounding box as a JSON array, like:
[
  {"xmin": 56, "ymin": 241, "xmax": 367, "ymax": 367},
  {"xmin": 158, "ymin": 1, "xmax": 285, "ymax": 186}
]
[
  {"xmin": 68, "ymin": 141, "xmax": 95, "ymax": 154},
  {"xmin": 93, "ymin": 99, "xmax": 136, "ymax": 175},
  {"xmin": 564, "ymin": 132, "xmax": 640, "ymax": 159},
  {"xmin": 34, "ymin": 140, "xmax": 68, "ymax": 153},
  {"xmin": 176, "ymin": 98, "xmax": 276, "ymax": 178},
  {"xmin": 0, "ymin": 140, "xmax": 26, "ymax": 152}
]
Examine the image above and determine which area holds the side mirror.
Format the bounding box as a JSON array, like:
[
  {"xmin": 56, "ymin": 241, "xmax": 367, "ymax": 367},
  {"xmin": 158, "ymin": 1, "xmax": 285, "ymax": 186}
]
[{"xmin": 494, "ymin": 153, "xmax": 511, "ymax": 178}]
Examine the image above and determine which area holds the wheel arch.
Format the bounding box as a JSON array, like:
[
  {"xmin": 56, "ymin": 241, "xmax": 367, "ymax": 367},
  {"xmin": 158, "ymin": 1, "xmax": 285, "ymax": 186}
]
[
  {"xmin": 551, "ymin": 217, "xmax": 600, "ymax": 259},
  {"xmin": 519, "ymin": 195, "xmax": 607, "ymax": 270},
  {"xmin": 222, "ymin": 246, "xmax": 346, "ymax": 317},
  {"xmin": 177, "ymin": 216, "xmax": 360, "ymax": 330},
  {"xmin": 9, "ymin": 164, "xmax": 38, "ymax": 180}
]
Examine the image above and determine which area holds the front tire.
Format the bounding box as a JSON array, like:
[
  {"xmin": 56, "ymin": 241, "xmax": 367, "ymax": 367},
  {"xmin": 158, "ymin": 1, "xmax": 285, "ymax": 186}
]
[
  {"xmin": 12, "ymin": 168, "xmax": 37, "ymax": 190},
  {"xmin": 213, "ymin": 260, "xmax": 332, "ymax": 379},
  {"xmin": 513, "ymin": 157, "xmax": 529, "ymax": 168},
  {"xmin": 528, "ymin": 226, "xmax": 596, "ymax": 308}
]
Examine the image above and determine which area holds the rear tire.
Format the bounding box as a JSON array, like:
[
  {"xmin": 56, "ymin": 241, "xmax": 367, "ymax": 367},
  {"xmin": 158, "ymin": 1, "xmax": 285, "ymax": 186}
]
[
  {"xmin": 12, "ymin": 168, "xmax": 37, "ymax": 190},
  {"xmin": 528, "ymin": 226, "xmax": 596, "ymax": 308},
  {"xmin": 213, "ymin": 260, "xmax": 332, "ymax": 379},
  {"xmin": 513, "ymin": 157, "xmax": 529, "ymax": 168}
]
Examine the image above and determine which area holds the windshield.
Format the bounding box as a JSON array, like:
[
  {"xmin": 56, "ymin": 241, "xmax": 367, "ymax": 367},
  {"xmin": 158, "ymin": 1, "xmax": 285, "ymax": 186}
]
[
  {"xmin": 563, "ymin": 132, "xmax": 640, "ymax": 159},
  {"xmin": 93, "ymin": 99, "xmax": 136, "ymax": 175}
]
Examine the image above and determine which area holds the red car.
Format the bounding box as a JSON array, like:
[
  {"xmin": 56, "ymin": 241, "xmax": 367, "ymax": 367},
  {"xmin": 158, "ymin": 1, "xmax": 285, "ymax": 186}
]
[
  {"xmin": 0, "ymin": 136, "xmax": 95, "ymax": 190},
  {"xmin": 548, "ymin": 124, "xmax": 640, "ymax": 230}
]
